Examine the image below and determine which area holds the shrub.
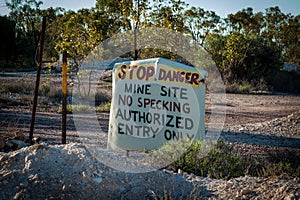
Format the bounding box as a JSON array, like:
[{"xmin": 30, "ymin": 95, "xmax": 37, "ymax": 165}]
[
  {"xmin": 169, "ymin": 140, "xmax": 300, "ymax": 179},
  {"xmin": 57, "ymin": 104, "xmax": 93, "ymax": 113},
  {"xmin": 96, "ymin": 102, "xmax": 111, "ymax": 112},
  {"xmin": 95, "ymin": 91, "xmax": 110, "ymax": 106},
  {"xmin": 39, "ymin": 80, "xmax": 51, "ymax": 96},
  {"xmin": 238, "ymin": 83, "xmax": 252, "ymax": 93},
  {"xmin": 226, "ymin": 82, "xmax": 253, "ymax": 93},
  {"xmin": 172, "ymin": 140, "xmax": 246, "ymax": 179},
  {"xmin": 2, "ymin": 79, "xmax": 34, "ymax": 94}
]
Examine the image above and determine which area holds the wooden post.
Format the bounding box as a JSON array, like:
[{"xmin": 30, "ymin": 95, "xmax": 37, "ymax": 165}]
[
  {"xmin": 61, "ymin": 52, "xmax": 67, "ymax": 144},
  {"xmin": 29, "ymin": 17, "xmax": 46, "ymax": 141}
]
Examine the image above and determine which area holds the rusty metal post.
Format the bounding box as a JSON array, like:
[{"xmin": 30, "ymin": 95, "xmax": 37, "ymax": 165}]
[
  {"xmin": 61, "ymin": 52, "xmax": 67, "ymax": 144},
  {"xmin": 29, "ymin": 17, "xmax": 46, "ymax": 141}
]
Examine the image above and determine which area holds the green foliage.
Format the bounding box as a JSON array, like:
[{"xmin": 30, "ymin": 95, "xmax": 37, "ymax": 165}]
[
  {"xmin": 57, "ymin": 104, "xmax": 92, "ymax": 113},
  {"xmin": 173, "ymin": 140, "xmax": 245, "ymax": 179},
  {"xmin": 206, "ymin": 33, "xmax": 282, "ymax": 84},
  {"xmin": 170, "ymin": 140, "xmax": 300, "ymax": 179},
  {"xmin": 150, "ymin": 138, "xmax": 193, "ymax": 169},
  {"xmin": 96, "ymin": 102, "xmax": 111, "ymax": 112},
  {"xmin": 150, "ymin": 0, "xmax": 187, "ymax": 31},
  {"xmin": 238, "ymin": 83, "xmax": 252, "ymax": 93},
  {"xmin": 58, "ymin": 102, "xmax": 112, "ymax": 113},
  {"xmin": 226, "ymin": 82, "xmax": 254, "ymax": 93}
]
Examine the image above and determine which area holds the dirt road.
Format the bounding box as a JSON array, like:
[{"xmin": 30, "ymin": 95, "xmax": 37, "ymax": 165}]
[{"xmin": 0, "ymin": 92, "xmax": 299, "ymax": 147}]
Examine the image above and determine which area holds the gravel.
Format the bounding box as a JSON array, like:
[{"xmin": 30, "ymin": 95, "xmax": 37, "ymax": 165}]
[{"xmin": 225, "ymin": 111, "xmax": 300, "ymax": 138}]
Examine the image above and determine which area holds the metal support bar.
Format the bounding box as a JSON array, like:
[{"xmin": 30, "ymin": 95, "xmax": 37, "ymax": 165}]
[{"xmin": 29, "ymin": 17, "xmax": 46, "ymax": 141}]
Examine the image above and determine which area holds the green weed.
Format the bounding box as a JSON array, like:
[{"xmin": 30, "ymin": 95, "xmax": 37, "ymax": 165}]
[{"xmin": 96, "ymin": 102, "xmax": 111, "ymax": 112}]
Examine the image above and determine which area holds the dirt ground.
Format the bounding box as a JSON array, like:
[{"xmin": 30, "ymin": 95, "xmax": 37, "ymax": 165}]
[
  {"xmin": 224, "ymin": 93, "xmax": 300, "ymax": 126},
  {"xmin": 0, "ymin": 73, "xmax": 300, "ymax": 150}
]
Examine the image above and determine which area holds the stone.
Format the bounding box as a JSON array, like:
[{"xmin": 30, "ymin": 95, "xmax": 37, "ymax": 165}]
[
  {"xmin": 239, "ymin": 127, "xmax": 245, "ymax": 132},
  {"xmin": 20, "ymin": 181, "xmax": 28, "ymax": 188},
  {"xmin": 82, "ymin": 171, "xmax": 88, "ymax": 178},
  {"xmin": 10, "ymin": 139, "xmax": 27, "ymax": 148},
  {"xmin": 94, "ymin": 177, "xmax": 102, "ymax": 183},
  {"xmin": 177, "ymin": 169, "xmax": 183, "ymax": 175},
  {"xmin": 240, "ymin": 189, "xmax": 251, "ymax": 195},
  {"xmin": 13, "ymin": 191, "xmax": 22, "ymax": 200},
  {"xmin": 3, "ymin": 171, "xmax": 13, "ymax": 179},
  {"xmin": 32, "ymin": 137, "xmax": 41, "ymax": 144},
  {"xmin": 286, "ymin": 194, "xmax": 296, "ymax": 200},
  {"xmin": 28, "ymin": 174, "xmax": 39, "ymax": 181}
]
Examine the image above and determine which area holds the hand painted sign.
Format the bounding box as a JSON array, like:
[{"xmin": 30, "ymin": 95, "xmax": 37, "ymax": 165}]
[{"xmin": 108, "ymin": 58, "xmax": 206, "ymax": 151}]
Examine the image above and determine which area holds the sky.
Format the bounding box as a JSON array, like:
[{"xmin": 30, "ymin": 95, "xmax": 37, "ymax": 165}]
[{"xmin": 1, "ymin": 0, "xmax": 300, "ymax": 17}]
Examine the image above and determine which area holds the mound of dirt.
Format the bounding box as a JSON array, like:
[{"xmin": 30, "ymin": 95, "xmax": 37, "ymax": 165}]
[{"xmin": 0, "ymin": 143, "xmax": 299, "ymax": 199}]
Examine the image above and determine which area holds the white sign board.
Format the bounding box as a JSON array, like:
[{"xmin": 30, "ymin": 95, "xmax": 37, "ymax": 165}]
[{"xmin": 108, "ymin": 58, "xmax": 207, "ymax": 151}]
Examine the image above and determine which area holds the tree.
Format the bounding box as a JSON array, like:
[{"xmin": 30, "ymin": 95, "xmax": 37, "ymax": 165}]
[
  {"xmin": 95, "ymin": 0, "xmax": 151, "ymax": 59},
  {"xmin": 206, "ymin": 33, "xmax": 282, "ymax": 84},
  {"xmin": 6, "ymin": 0, "xmax": 43, "ymax": 52},
  {"xmin": 5, "ymin": 0, "xmax": 43, "ymax": 68},
  {"xmin": 184, "ymin": 7, "xmax": 221, "ymax": 46},
  {"xmin": 95, "ymin": 0, "xmax": 150, "ymax": 31},
  {"xmin": 280, "ymin": 15, "xmax": 300, "ymax": 64},
  {"xmin": 262, "ymin": 6, "xmax": 287, "ymax": 46},
  {"xmin": 226, "ymin": 7, "xmax": 265, "ymax": 36},
  {"xmin": 41, "ymin": 7, "xmax": 65, "ymax": 62},
  {"xmin": 150, "ymin": 0, "xmax": 187, "ymax": 31},
  {"xmin": 54, "ymin": 9, "xmax": 95, "ymax": 69}
]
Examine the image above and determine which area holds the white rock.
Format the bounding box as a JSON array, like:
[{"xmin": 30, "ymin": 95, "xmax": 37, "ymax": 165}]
[
  {"xmin": 82, "ymin": 171, "xmax": 88, "ymax": 178},
  {"xmin": 20, "ymin": 182, "xmax": 28, "ymax": 188},
  {"xmin": 177, "ymin": 169, "xmax": 183, "ymax": 175},
  {"xmin": 13, "ymin": 191, "xmax": 22, "ymax": 200}
]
